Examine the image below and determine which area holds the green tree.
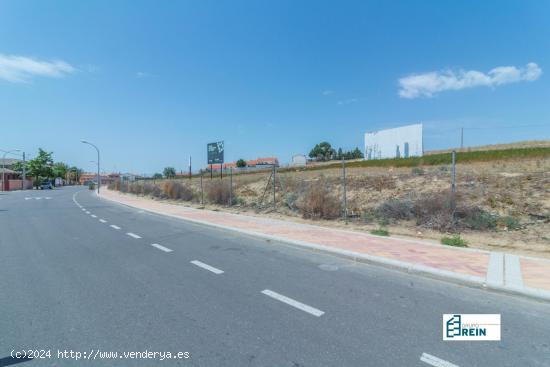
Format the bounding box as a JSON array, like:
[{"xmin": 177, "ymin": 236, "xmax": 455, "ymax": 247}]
[
  {"xmin": 68, "ymin": 166, "xmax": 83, "ymax": 183},
  {"xmin": 352, "ymin": 147, "xmax": 363, "ymax": 159},
  {"xmin": 236, "ymin": 159, "xmax": 247, "ymax": 168},
  {"xmin": 152, "ymin": 173, "xmax": 163, "ymax": 179},
  {"xmin": 52, "ymin": 162, "xmax": 69, "ymax": 179},
  {"xmin": 308, "ymin": 141, "xmax": 336, "ymax": 161},
  {"xmin": 163, "ymin": 166, "xmax": 176, "ymax": 178},
  {"xmin": 26, "ymin": 148, "xmax": 54, "ymax": 186}
]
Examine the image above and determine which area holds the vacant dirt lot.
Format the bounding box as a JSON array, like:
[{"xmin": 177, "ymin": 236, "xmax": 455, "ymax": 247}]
[{"xmin": 113, "ymin": 151, "xmax": 550, "ymax": 258}]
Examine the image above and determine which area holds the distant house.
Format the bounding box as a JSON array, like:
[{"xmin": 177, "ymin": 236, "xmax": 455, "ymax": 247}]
[
  {"xmin": 0, "ymin": 158, "xmax": 32, "ymax": 191},
  {"xmin": 290, "ymin": 154, "xmax": 307, "ymax": 167},
  {"xmin": 79, "ymin": 172, "xmax": 119, "ymax": 185},
  {"xmin": 221, "ymin": 157, "xmax": 279, "ymax": 170},
  {"xmin": 253, "ymin": 157, "xmax": 279, "ymax": 167}
]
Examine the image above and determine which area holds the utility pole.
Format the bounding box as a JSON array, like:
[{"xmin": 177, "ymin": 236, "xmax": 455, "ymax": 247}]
[
  {"xmin": 229, "ymin": 167, "xmax": 233, "ymax": 206},
  {"xmin": 272, "ymin": 165, "xmax": 276, "ymax": 209},
  {"xmin": 189, "ymin": 156, "xmax": 192, "ymax": 179},
  {"xmin": 22, "ymin": 152, "xmax": 26, "ymax": 190},
  {"xmin": 342, "ymin": 157, "xmax": 347, "ymax": 223},
  {"xmin": 200, "ymin": 170, "xmax": 204, "ymax": 205},
  {"xmin": 81, "ymin": 140, "xmax": 100, "ymax": 193},
  {"xmin": 451, "ymin": 150, "xmax": 456, "ymax": 211},
  {"xmin": 460, "ymin": 128, "xmax": 464, "ymax": 149}
]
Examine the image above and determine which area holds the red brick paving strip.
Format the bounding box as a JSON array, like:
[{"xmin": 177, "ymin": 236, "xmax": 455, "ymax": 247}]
[
  {"xmin": 102, "ymin": 189, "xmax": 490, "ymax": 278},
  {"xmin": 520, "ymin": 258, "xmax": 550, "ymax": 291}
]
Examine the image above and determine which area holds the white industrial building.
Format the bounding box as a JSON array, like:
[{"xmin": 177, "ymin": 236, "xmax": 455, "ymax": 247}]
[
  {"xmin": 290, "ymin": 154, "xmax": 307, "ymax": 167},
  {"xmin": 364, "ymin": 123, "xmax": 423, "ymax": 160}
]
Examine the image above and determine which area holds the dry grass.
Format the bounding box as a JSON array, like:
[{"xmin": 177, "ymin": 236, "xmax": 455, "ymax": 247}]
[
  {"xmin": 109, "ymin": 152, "xmax": 550, "ymax": 257},
  {"xmin": 295, "ymin": 177, "xmax": 341, "ymax": 219}
]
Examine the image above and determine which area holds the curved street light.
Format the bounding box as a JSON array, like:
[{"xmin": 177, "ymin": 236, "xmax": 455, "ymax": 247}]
[
  {"xmin": 81, "ymin": 140, "xmax": 100, "ymax": 193},
  {"xmin": 2, "ymin": 149, "xmax": 21, "ymax": 192}
]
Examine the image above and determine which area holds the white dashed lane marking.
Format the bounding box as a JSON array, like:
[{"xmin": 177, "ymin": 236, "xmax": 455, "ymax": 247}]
[
  {"xmin": 261, "ymin": 289, "xmax": 324, "ymax": 317},
  {"xmin": 110, "ymin": 225, "xmax": 121, "ymax": 230},
  {"xmin": 126, "ymin": 232, "xmax": 141, "ymax": 239},
  {"xmin": 151, "ymin": 243, "xmax": 173, "ymax": 253},
  {"xmin": 91, "ymin": 214, "xmax": 97, "ymax": 218},
  {"xmin": 99, "ymin": 219, "xmax": 107, "ymax": 223},
  {"xmin": 190, "ymin": 260, "xmax": 224, "ymax": 274},
  {"xmin": 420, "ymin": 353, "xmax": 459, "ymax": 367}
]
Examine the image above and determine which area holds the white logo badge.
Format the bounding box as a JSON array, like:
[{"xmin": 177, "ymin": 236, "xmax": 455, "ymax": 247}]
[{"xmin": 443, "ymin": 314, "xmax": 501, "ymax": 341}]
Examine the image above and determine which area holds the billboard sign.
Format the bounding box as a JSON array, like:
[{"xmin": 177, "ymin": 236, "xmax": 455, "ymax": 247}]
[
  {"xmin": 207, "ymin": 141, "xmax": 224, "ymax": 164},
  {"xmin": 364, "ymin": 123, "xmax": 423, "ymax": 160}
]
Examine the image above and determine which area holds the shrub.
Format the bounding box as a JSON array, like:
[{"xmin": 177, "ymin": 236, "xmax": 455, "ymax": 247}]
[
  {"xmin": 128, "ymin": 183, "xmax": 143, "ymax": 195},
  {"xmin": 413, "ymin": 193, "xmax": 455, "ymax": 231},
  {"xmin": 441, "ymin": 235, "xmax": 468, "ymax": 247},
  {"xmin": 458, "ymin": 208, "xmax": 497, "ymax": 230},
  {"xmin": 376, "ymin": 198, "xmax": 415, "ymax": 221},
  {"xmin": 284, "ymin": 193, "xmax": 299, "ymax": 209},
  {"xmin": 142, "ymin": 183, "xmax": 155, "ymax": 196},
  {"xmin": 295, "ymin": 178, "xmax": 340, "ymax": 219},
  {"xmin": 497, "ymin": 216, "xmax": 521, "ymax": 230},
  {"xmin": 162, "ymin": 181, "xmax": 194, "ymax": 201},
  {"xmin": 411, "ymin": 167, "xmax": 425, "ymax": 176},
  {"xmin": 119, "ymin": 182, "xmax": 128, "ymax": 193},
  {"xmin": 370, "ymin": 228, "xmax": 389, "ymax": 236},
  {"xmin": 88, "ymin": 183, "xmax": 96, "ymax": 190},
  {"xmin": 206, "ymin": 180, "xmax": 234, "ymax": 205},
  {"xmin": 362, "ymin": 210, "xmax": 377, "ymax": 223}
]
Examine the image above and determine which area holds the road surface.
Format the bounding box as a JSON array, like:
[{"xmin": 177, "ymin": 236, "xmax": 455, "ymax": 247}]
[{"xmin": 1, "ymin": 187, "xmax": 549, "ymax": 366}]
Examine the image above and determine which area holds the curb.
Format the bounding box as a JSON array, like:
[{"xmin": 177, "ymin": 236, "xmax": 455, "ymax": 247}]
[{"xmin": 97, "ymin": 190, "xmax": 550, "ymax": 303}]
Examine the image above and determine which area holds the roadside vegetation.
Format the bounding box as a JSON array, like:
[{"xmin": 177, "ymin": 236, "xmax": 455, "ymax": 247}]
[
  {"xmin": 10, "ymin": 148, "xmax": 82, "ymax": 187},
  {"xmin": 108, "ymin": 143, "xmax": 550, "ymax": 257}
]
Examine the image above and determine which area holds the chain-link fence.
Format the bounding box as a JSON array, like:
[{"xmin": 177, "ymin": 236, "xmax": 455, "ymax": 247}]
[{"xmin": 108, "ymin": 151, "xmax": 550, "ymax": 248}]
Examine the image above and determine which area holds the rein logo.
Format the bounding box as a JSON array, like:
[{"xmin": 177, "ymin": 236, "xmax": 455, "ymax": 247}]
[{"xmin": 443, "ymin": 314, "xmax": 501, "ymax": 341}]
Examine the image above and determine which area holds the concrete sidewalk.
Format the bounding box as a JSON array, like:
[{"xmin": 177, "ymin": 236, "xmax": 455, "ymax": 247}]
[{"xmin": 99, "ymin": 188, "xmax": 550, "ymax": 302}]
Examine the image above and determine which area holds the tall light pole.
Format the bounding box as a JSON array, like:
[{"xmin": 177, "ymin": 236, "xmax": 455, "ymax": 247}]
[
  {"xmin": 2, "ymin": 149, "xmax": 21, "ymax": 191},
  {"xmin": 81, "ymin": 140, "xmax": 100, "ymax": 193}
]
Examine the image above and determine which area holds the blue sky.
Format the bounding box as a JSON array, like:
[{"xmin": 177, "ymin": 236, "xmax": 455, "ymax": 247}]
[{"xmin": 1, "ymin": 0, "xmax": 549, "ymax": 174}]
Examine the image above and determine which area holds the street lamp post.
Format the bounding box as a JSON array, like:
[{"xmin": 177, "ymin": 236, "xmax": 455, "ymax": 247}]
[
  {"xmin": 2, "ymin": 149, "xmax": 21, "ymax": 192},
  {"xmin": 81, "ymin": 140, "xmax": 100, "ymax": 194}
]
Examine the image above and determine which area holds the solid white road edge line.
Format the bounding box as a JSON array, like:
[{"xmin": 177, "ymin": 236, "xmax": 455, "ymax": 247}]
[
  {"xmin": 110, "ymin": 225, "xmax": 121, "ymax": 230},
  {"xmin": 420, "ymin": 353, "xmax": 459, "ymax": 367},
  {"xmin": 151, "ymin": 243, "xmax": 173, "ymax": 253},
  {"xmin": 261, "ymin": 289, "xmax": 325, "ymax": 317},
  {"xmin": 99, "ymin": 219, "xmax": 107, "ymax": 223},
  {"xmin": 127, "ymin": 232, "xmax": 141, "ymax": 239},
  {"xmin": 190, "ymin": 260, "xmax": 224, "ymax": 274}
]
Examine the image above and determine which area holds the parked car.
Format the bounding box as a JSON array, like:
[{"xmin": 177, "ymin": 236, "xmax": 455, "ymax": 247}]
[{"xmin": 40, "ymin": 180, "xmax": 53, "ymax": 190}]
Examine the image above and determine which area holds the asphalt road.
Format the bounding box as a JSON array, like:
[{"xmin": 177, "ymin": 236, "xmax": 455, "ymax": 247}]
[{"xmin": 1, "ymin": 187, "xmax": 549, "ymax": 367}]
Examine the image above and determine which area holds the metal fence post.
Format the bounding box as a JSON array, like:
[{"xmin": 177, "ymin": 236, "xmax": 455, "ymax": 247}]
[
  {"xmin": 229, "ymin": 167, "xmax": 233, "ymax": 206},
  {"xmin": 273, "ymin": 165, "xmax": 276, "ymax": 209},
  {"xmin": 342, "ymin": 157, "xmax": 347, "ymax": 223},
  {"xmin": 200, "ymin": 170, "xmax": 204, "ymax": 205},
  {"xmin": 451, "ymin": 150, "xmax": 456, "ymax": 211}
]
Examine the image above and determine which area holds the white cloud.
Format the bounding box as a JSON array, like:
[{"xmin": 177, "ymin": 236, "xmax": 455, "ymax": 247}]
[
  {"xmin": 0, "ymin": 54, "xmax": 75, "ymax": 83},
  {"xmin": 398, "ymin": 62, "xmax": 542, "ymax": 99},
  {"xmin": 337, "ymin": 98, "xmax": 358, "ymax": 105},
  {"xmin": 322, "ymin": 89, "xmax": 333, "ymax": 96},
  {"xmin": 136, "ymin": 71, "xmax": 152, "ymax": 78}
]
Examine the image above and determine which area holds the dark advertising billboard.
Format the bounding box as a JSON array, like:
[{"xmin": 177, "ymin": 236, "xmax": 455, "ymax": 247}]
[{"xmin": 207, "ymin": 141, "xmax": 224, "ymax": 164}]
